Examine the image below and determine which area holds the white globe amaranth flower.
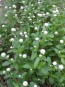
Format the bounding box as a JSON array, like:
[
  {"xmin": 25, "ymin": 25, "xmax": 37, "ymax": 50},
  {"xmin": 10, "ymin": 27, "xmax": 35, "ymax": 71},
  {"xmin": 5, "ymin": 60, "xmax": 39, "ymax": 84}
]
[
  {"xmin": 30, "ymin": 68, "xmax": 32, "ymax": 71},
  {"xmin": 46, "ymin": 12, "xmax": 50, "ymax": 16},
  {"xmin": 2, "ymin": 25, "xmax": 5, "ymax": 28},
  {"xmin": 52, "ymin": 61, "xmax": 57, "ymax": 66},
  {"xmin": 20, "ymin": 21, "xmax": 23, "ymax": 24},
  {"xmin": 43, "ymin": 30, "xmax": 48, "ymax": 35},
  {"xmin": 29, "ymin": 18, "xmax": 32, "ymax": 21},
  {"xmin": 5, "ymin": 6, "xmax": 8, "ymax": 9},
  {"xmin": 19, "ymin": 39, "xmax": 23, "ymax": 43},
  {"xmin": 3, "ymin": 70, "xmax": 6, "ymax": 74},
  {"xmin": 11, "ymin": 58, "xmax": 13, "ymax": 61},
  {"xmin": 19, "ymin": 54, "xmax": 22, "ymax": 57},
  {"xmin": 20, "ymin": 32, "xmax": 23, "ymax": 36},
  {"xmin": 33, "ymin": 45, "xmax": 36, "ymax": 48},
  {"xmin": 22, "ymin": 1, "xmax": 25, "ymax": 3},
  {"xmin": 44, "ymin": 23, "xmax": 49, "ymax": 27},
  {"xmin": 24, "ymin": 31, "xmax": 27, "ymax": 35},
  {"xmin": 14, "ymin": 14, "xmax": 17, "ymax": 17},
  {"xmin": 58, "ymin": 65, "xmax": 64, "ymax": 70},
  {"xmin": 13, "ymin": 5, "xmax": 16, "ymax": 8},
  {"xmin": 53, "ymin": 14, "xmax": 57, "ymax": 17},
  {"xmin": 6, "ymin": 55, "xmax": 9, "ymax": 58},
  {"xmin": 18, "ymin": 74, "xmax": 21, "ymax": 78},
  {"xmin": 37, "ymin": 13, "xmax": 43, "ymax": 17},
  {"xmin": 35, "ymin": 37, "xmax": 39, "ymax": 41},
  {"xmin": 10, "ymin": 46, "xmax": 14, "ymax": 49},
  {"xmin": 11, "ymin": 28, "xmax": 16, "ymax": 32},
  {"xmin": 60, "ymin": 40, "xmax": 64, "ymax": 44},
  {"xmin": 34, "ymin": 85, "xmax": 38, "ymax": 87},
  {"xmin": 5, "ymin": 14, "xmax": 8, "ymax": 17},
  {"xmin": 22, "ymin": 54, "xmax": 27, "ymax": 58},
  {"xmin": 9, "ymin": 7, "xmax": 12, "ymax": 9},
  {"xmin": 42, "ymin": 13, "xmax": 45, "ymax": 16},
  {"xmin": 13, "ymin": 9, "xmax": 16, "ymax": 12},
  {"xmin": 9, "ymin": 38, "xmax": 14, "ymax": 42},
  {"xmin": 40, "ymin": 49, "xmax": 46, "ymax": 54},
  {"xmin": 35, "ymin": 27, "xmax": 38, "ymax": 30},
  {"xmin": 33, "ymin": 15, "xmax": 35, "ymax": 18},
  {"xmin": 52, "ymin": 10, "xmax": 56, "ymax": 14},
  {"xmin": 1, "ymin": 52, "xmax": 6, "ymax": 57},
  {"xmin": 39, "ymin": 54, "xmax": 42, "ymax": 57},
  {"xmin": 23, "ymin": 81, "xmax": 28, "ymax": 86},
  {"xmin": 20, "ymin": 6, "xmax": 24, "ymax": 9},
  {"xmin": 6, "ymin": 68, "xmax": 11, "ymax": 71},
  {"xmin": 56, "ymin": 9, "xmax": 59, "ymax": 13},
  {"xmin": 25, "ymin": 35, "xmax": 28, "ymax": 38},
  {"xmin": 53, "ymin": 5, "xmax": 56, "ymax": 7},
  {"xmin": 54, "ymin": 31, "xmax": 58, "ymax": 35},
  {"xmin": 0, "ymin": 35, "xmax": 2, "ymax": 38}
]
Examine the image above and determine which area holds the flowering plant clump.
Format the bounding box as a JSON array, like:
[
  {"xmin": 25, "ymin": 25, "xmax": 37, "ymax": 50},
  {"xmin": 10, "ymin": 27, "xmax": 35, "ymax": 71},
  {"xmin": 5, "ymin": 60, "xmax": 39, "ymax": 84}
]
[{"xmin": 0, "ymin": 0, "xmax": 65, "ymax": 87}]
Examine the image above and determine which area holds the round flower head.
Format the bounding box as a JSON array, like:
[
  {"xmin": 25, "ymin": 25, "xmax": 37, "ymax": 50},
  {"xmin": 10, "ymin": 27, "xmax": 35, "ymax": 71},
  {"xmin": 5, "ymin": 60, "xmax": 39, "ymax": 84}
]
[
  {"xmin": 54, "ymin": 31, "xmax": 58, "ymax": 35},
  {"xmin": 0, "ymin": 35, "xmax": 2, "ymax": 38},
  {"xmin": 23, "ymin": 81, "xmax": 28, "ymax": 86},
  {"xmin": 53, "ymin": 14, "xmax": 57, "ymax": 17},
  {"xmin": 19, "ymin": 54, "xmax": 22, "ymax": 57},
  {"xmin": 35, "ymin": 37, "xmax": 39, "ymax": 41},
  {"xmin": 5, "ymin": 6, "xmax": 8, "ymax": 9},
  {"xmin": 20, "ymin": 32, "xmax": 23, "ymax": 36},
  {"xmin": 1, "ymin": 52, "xmax": 6, "ymax": 57},
  {"xmin": 15, "ymin": 14, "xmax": 17, "ymax": 17},
  {"xmin": 13, "ymin": 5, "xmax": 16, "ymax": 8},
  {"xmin": 22, "ymin": 54, "xmax": 27, "ymax": 58},
  {"xmin": 5, "ymin": 14, "xmax": 8, "ymax": 17},
  {"xmin": 11, "ymin": 28, "xmax": 16, "ymax": 32},
  {"xmin": 20, "ymin": 6, "xmax": 24, "ymax": 9},
  {"xmin": 40, "ymin": 49, "xmax": 45, "ymax": 54},
  {"xmin": 19, "ymin": 39, "xmax": 23, "ymax": 43},
  {"xmin": 24, "ymin": 31, "xmax": 27, "ymax": 35},
  {"xmin": 35, "ymin": 27, "xmax": 38, "ymax": 30},
  {"xmin": 46, "ymin": 12, "xmax": 50, "ymax": 16},
  {"xmin": 6, "ymin": 68, "xmax": 10, "ymax": 71},
  {"xmin": 9, "ymin": 38, "xmax": 14, "ymax": 42},
  {"xmin": 58, "ymin": 65, "xmax": 64, "ymax": 70},
  {"xmin": 3, "ymin": 70, "xmax": 6, "ymax": 74},
  {"xmin": 34, "ymin": 85, "xmax": 38, "ymax": 87},
  {"xmin": 60, "ymin": 40, "xmax": 64, "ymax": 44},
  {"xmin": 44, "ymin": 23, "xmax": 49, "ymax": 27},
  {"xmin": 11, "ymin": 58, "xmax": 14, "ymax": 61},
  {"xmin": 52, "ymin": 61, "xmax": 57, "ymax": 66},
  {"xmin": 25, "ymin": 35, "xmax": 28, "ymax": 38},
  {"xmin": 37, "ymin": 13, "xmax": 43, "ymax": 17},
  {"xmin": 2, "ymin": 25, "xmax": 5, "ymax": 28},
  {"xmin": 43, "ymin": 30, "xmax": 48, "ymax": 34}
]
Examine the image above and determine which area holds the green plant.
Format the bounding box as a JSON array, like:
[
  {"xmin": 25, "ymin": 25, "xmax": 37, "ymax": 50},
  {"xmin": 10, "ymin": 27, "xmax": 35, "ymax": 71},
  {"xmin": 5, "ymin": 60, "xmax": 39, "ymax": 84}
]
[{"xmin": 0, "ymin": 0, "xmax": 65, "ymax": 87}]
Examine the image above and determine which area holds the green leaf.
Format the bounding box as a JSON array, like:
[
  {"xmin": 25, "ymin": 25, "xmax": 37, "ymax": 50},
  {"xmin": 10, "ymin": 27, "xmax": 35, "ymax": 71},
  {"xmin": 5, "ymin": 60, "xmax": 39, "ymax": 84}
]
[
  {"xmin": 0, "ymin": 71, "xmax": 3, "ymax": 75},
  {"xmin": 30, "ymin": 82, "xmax": 36, "ymax": 87},
  {"xmin": 31, "ymin": 52, "xmax": 37, "ymax": 60},
  {"xmin": 60, "ymin": 75, "xmax": 65, "ymax": 82},
  {"xmin": 61, "ymin": 58, "xmax": 65, "ymax": 65},
  {"xmin": 2, "ymin": 61, "xmax": 11, "ymax": 66},
  {"xmin": 0, "ymin": 48, "xmax": 3, "ymax": 51},
  {"xmin": 46, "ymin": 57, "xmax": 51, "ymax": 65},
  {"xmin": 4, "ymin": 74, "xmax": 11, "ymax": 79},
  {"xmin": 23, "ymin": 64, "xmax": 31, "ymax": 69},
  {"xmin": 49, "ymin": 78, "xmax": 54, "ymax": 84},
  {"xmin": 34, "ymin": 57, "xmax": 40, "ymax": 68},
  {"xmin": 40, "ymin": 68, "xmax": 49, "ymax": 75}
]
